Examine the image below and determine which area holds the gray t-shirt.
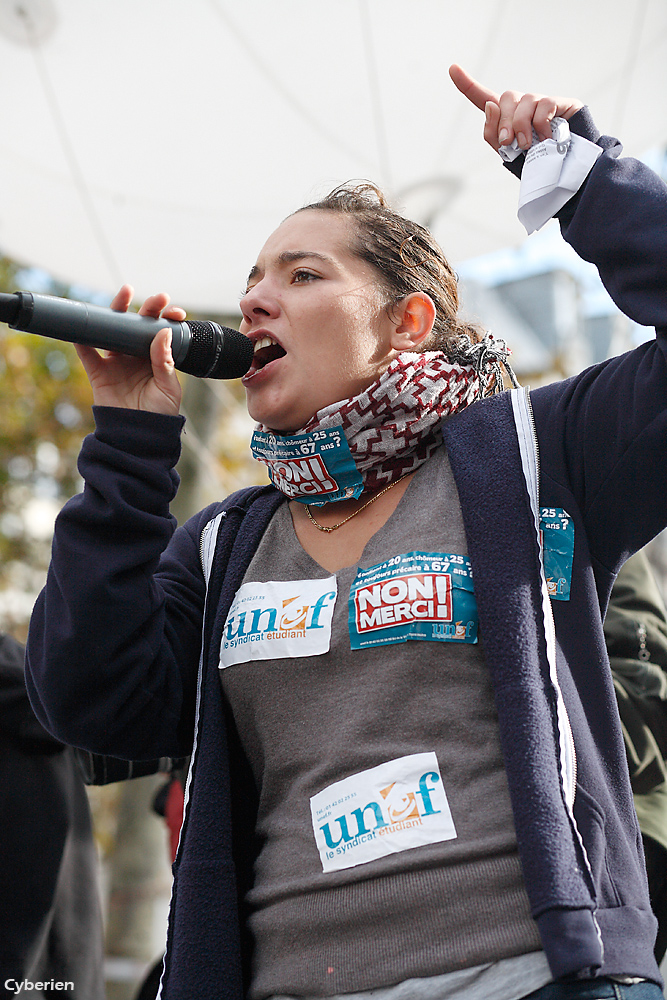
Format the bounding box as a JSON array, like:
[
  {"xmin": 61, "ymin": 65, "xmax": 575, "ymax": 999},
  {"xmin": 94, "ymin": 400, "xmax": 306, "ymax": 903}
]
[{"xmin": 219, "ymin": 448, "xmax": 544, "ymax": 999}]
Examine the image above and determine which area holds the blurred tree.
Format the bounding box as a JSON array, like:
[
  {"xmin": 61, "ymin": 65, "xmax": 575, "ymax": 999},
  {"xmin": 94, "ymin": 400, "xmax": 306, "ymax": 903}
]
[{"xmin": 0, "ymin": 259, "xmax": 95, "ymax": 633}]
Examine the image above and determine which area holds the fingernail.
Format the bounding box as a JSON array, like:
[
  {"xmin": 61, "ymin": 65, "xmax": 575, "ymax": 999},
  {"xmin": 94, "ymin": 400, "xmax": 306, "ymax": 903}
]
[
  {"xmin": 498, "ymin": 128, "xmax": 509, "ymax": 144},
  {"xmin": 517, "ymin": 132, "xmax": 527, "ymax": 149},
  {"xmin": 485, "ymin": 102, "xmax": 492, "ymax": 121}
]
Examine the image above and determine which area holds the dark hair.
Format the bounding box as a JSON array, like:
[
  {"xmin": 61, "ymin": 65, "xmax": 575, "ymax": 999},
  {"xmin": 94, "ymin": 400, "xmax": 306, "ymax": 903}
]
[{"xmin": 295, "ymin": 181, "xmax": 485, "ymax": 353}]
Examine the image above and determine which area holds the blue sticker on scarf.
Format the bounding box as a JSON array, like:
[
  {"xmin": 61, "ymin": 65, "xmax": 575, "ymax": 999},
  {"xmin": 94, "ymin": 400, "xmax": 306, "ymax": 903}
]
[
  {"xmin": 348, "ymin": 551, "xmax": 478, "ymax": 650},
  {"xmin": 251, "ymin": 427, "xmax": 364, "ymax": 505},
  {"xmin": 540, "ymin": 507, "xmax": 574, "ymax": 601}
]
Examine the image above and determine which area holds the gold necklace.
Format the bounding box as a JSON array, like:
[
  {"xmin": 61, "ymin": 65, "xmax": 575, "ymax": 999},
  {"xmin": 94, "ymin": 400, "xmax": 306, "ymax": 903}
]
[{"xmin": 305, "ymin": 474, "xmax": 410, "ymax": 533}]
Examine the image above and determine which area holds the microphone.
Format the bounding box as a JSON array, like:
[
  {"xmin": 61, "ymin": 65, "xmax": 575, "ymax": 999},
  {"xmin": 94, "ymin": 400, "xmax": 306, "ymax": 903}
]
[{"xmin": 0, "ymin": 290, "xmax": 254, "ymax": 379}]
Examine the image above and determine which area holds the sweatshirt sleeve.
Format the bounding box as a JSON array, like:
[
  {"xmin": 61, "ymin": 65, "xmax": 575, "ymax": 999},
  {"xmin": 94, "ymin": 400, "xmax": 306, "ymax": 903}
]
[
  {"xmin": 531, "ymin": 136, "xmax": 667, "ymax": 574},
  {"xmin": 25, "ymin": 406, "xmax": 209, "ymax": 760},
  {"xmin": 558, "ymin": 136, "xmax": 667, "ymax": 333}
]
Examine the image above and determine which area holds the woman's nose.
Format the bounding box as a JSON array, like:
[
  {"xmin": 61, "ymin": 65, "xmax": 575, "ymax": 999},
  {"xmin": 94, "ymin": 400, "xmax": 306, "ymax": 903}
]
[{"xmin": 240, "ymin": 281, "xmax": 279, "ymax": 327}]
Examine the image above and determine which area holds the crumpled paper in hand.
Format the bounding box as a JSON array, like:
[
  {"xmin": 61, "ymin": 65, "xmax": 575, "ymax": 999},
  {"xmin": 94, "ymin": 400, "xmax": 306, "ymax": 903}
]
[{"xmin": 499, "ymin": 117, "xmax": 603, "ymax": 234}]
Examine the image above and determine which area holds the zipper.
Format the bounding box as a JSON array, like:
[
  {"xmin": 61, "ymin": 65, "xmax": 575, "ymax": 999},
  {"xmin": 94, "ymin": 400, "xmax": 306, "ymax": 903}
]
[
  {"xmin": 177, "ymin": 509, "xmax": 229, "ymax": 860},
  {"xmin": 524, "ymin": 390, "xmax": 541, "ymax": 507},
  {"xmin": 524, "ymin": 390, "xmax": 578, "ymax": 796},
  {"xmin": 200, "ymin": 510, "xmax": 227, "ymax": 582},
  {"xmin": 512, "ymin": 387, "xmax": 602, "ymax": 957},
  {"xmin": 200, "ymin": 523, "xmax": 211, "ymax": 567},
  {"xmin": 160, "ymin": 510, "xmax": 229, "ymax": 999}
]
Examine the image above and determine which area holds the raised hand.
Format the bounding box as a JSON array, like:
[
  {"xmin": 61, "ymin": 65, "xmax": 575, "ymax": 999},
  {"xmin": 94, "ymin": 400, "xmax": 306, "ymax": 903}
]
[
  {"xmin": 75, "ymin": 285, "xmax": 184, "ymax": 415},
  {"xmin": 449, "ymin": 64, "xmax": 583, "ymax": 152}
]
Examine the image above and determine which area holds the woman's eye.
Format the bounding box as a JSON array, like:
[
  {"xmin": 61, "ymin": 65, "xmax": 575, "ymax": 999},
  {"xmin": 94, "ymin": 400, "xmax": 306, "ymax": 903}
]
[{"xmin": 292, "ymin": 269, "xmax": 319, "ymax": 284}]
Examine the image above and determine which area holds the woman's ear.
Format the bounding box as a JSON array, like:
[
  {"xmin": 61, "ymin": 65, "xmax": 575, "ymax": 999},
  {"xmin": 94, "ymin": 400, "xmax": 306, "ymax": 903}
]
[{"xmin": 389, "ymin": 293, "xmax": 437, "ymax": 352}]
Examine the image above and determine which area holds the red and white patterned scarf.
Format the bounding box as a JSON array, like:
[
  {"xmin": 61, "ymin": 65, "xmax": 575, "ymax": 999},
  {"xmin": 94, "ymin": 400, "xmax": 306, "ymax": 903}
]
[{"xmin": 258, "ymin": 340, "xmax": 515, "ymax": 498}]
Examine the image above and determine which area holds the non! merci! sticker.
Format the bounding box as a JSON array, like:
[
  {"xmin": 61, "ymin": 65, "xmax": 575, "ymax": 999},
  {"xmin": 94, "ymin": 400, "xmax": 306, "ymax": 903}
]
[
  {"xmin": 348, "ymin": 551, "xmax": 478, "ymax": 650},
  {"xmin": 251, "ymin": 426, "xmax": 363, "ymax": 505}
]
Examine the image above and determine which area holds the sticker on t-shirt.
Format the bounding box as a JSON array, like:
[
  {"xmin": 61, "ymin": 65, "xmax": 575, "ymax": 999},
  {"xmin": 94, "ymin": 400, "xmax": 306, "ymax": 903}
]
[
  {"xmin": 539, "ymin": 507, "xmax": 574, "ymax": 601},
  {"xmin": 310, "ymin": 752, "xmax": 456, "ymax": 872},
  {"xmin": 348, "ymin": 551, "xmax": 478, "ymax": 650},
  {"xmin": 219, "ymin": 577, "xmax": 337, "ymax": 668},
  {"xmin": 251, "ymin": 427, "xmax": 363, "ymax": 505}
]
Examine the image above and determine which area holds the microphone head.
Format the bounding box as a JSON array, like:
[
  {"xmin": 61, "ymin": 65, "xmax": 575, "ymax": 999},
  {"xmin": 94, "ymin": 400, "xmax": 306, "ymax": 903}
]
[{"xmin": 179, "ymin": 321, "xmax": 254, "ymax": 379}]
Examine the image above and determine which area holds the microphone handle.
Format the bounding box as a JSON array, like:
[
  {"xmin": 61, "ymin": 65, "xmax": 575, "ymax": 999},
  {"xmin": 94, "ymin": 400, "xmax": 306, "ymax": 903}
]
[{"xmin": 11, "ymin": 291, "xmax": 193, "ymax": 367}]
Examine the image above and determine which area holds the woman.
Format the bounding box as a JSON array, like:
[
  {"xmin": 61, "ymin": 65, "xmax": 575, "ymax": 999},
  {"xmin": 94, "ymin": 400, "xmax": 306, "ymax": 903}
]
[{"xmin": 25, "ymin": 67, "xmax": 667, "ymax": 999}]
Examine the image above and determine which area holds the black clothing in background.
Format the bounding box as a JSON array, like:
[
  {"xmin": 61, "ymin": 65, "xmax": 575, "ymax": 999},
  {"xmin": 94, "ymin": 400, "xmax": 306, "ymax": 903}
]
[{"xmin": 0, "ymin": 632, "xmax": 104, "ymax": 998}]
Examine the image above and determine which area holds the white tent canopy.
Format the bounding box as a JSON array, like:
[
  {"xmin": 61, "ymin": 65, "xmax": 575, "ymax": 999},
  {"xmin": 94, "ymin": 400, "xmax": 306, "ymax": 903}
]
[{"xmin": 0, "ymin": 0, "xmax": 665, "ymax": 315}]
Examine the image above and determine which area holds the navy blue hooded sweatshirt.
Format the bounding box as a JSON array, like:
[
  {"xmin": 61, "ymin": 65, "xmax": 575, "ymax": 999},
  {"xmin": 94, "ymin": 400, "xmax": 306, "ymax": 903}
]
[{"xmin": 25, "ymin": 113, "xmax": 667, "ymax": 998}]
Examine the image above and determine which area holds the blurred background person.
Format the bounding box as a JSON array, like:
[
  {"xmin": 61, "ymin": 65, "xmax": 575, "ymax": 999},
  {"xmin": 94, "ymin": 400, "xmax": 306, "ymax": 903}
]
[
  {"xmin": 0, "ymin": 630, "xmax": 104, "ymax": 998},
  {"xmin": 606, "ymin": 550, "xmax": 667, "ymax": 964}
]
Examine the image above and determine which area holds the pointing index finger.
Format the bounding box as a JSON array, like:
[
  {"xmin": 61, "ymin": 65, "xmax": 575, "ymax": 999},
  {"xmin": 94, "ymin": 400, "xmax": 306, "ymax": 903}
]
[{"xmin": 449, "ymin": 64, "xmax": 499, "ymax": 112}]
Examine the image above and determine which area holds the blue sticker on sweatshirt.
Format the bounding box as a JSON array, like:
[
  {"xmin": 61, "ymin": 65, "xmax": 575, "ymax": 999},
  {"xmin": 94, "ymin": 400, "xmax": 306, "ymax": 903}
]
[
  {"xmin": 348, "ymin": 551, "xmax": 478, "ymax": 650},
  {"xmin": 540, "ymin": 507, "xmax": 574, "ymax": 601},
  {"xmin": 251, "ymin": 427, "xmax": 363, "ymax": 505}
]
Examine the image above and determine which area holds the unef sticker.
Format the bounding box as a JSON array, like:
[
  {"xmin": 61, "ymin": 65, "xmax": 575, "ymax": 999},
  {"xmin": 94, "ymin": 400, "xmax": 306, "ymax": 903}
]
[
  {"xmin": 310, "ymin": 752, "xmax": 456, "ymax": 872},
  {"xmin": 539, "ymin": 507, "xmax": 574, "ymax": 601},
  {"xmin": 348, "ymin": 551, "xmax": 478, "ymax": 650},
  {"xmin": 251, "ymin": 427, "xmax": 363, "ymax": 505},
  {"xmin": 220, "ymin": 577, "xmax": 337, "ymax": 668}
]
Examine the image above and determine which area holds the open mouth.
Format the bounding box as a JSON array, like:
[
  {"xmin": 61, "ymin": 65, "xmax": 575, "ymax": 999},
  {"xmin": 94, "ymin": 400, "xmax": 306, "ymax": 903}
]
[{"xmin": 244, "ymin": 335, "xmax": 287, "ymax": 377}]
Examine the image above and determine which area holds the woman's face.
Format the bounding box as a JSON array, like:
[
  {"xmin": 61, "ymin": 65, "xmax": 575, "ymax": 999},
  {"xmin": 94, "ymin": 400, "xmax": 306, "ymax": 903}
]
[{"xmin": 239, "ymin": 210, "xmax": 396, "ymax": 433}]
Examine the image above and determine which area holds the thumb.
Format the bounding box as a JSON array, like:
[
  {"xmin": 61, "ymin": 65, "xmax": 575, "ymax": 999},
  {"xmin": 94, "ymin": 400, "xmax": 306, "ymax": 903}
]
[
  {"xmin": 149, "ymin": 327, "xmax": 183, "ymax": 414},
  {"xmin": 483, "ymin": 100, "xmax": 502, "ymax": 150},
  {"xmin": 150, "ymin": 326, "xmax": 175, "ymax": 370}
]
